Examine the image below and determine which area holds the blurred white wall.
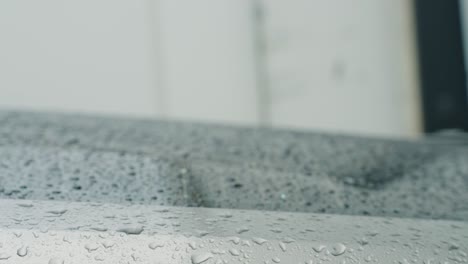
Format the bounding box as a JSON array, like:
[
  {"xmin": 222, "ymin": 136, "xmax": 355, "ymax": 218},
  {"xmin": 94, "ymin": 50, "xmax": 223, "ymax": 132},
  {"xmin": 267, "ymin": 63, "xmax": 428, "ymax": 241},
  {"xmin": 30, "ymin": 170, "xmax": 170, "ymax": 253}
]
[
  {"xmin": 262, "ymin": 0, "xmax": 421, "ymax": 137},
  {"xmin": 0, "ymin": 1, "xmax": 160, "ymax": 117},
  {"xmin": 0, "ymin": 0, "xmax": 421, "ymax": 137},
  {"xmin": 157, "ymin": 0, "xmax": 260, "ymax": 125}
]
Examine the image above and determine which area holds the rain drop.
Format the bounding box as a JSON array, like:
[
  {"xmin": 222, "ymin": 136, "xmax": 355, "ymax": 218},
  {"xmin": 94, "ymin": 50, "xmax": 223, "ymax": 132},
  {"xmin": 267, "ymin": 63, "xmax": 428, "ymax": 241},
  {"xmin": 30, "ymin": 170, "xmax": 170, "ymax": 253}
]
[
  {"xmin": 229, "ymin": 249, "xmax": 240, "ymax": 256},
  {"xmin": 17, "ymin": 203, "xmax": 33, "ymax": 208},
  {"xmin": 0, "ymin": 253, "xmax": 11, "ymax": 260},
  {"xmin": 102, "ymin": 241, "xmax": 115, "ymax": 249},
  {"xmin": 331, "ymin": 243, "xmax": 346, "ymax": 256},
  {"xmin": 279, "ymin": 242, "xmax": 287, "ymax": 252},
  {"xmin": 117, "ymin": 225, "xmax": 143, "ymax": 235},
  {"xmin": 149, "ymin": 242, "xmax": 165, "ymax": 250},
  {"xmin": 191, "ymin": 252, "xmax": 213, "ymax": 264},
  {"xmin": 229, "ymin": 237, "xmax": 240, "ymax": 245},
  {"xmin": 90, "ymin": 227, "xmax": 108, "ymax": 232},
  {"xmin": 283, "ymin": 237, "xmax": 295, "ymax": 243},
  {"xmin": 17, "ymin": 246, "xmax": 28, "ymax": 257},
  {"xmin": 449, "ymin": 243, "xmax": 460, "ymax": 251},
  {"xmin": 236, "ymin": 227, "xmax": 249, "ymax": 234},
  {"xmin": 85, "ymin": 243, "xmax": 99, "ymax": 252},
  {"xmin": 189, "ymin": 242, "xmax": 197, "ymax": 250},
  {"xmin": 358, "ymin": 237, "xmax": 369, "ymax": 246},
  {"xmin": 253, "ymin": 237, "xmax": 267, "ymax": 245},
  {"xmin": 48, "ymin": 258, "xmax": 64, "ymax": 264},
  {"xmin": 47, "ymin": 209, "xmax": 67, "ymax": 216},
  {"xmin": 313, "ymin": 245, "xmax": 326, "ymax": 253}
]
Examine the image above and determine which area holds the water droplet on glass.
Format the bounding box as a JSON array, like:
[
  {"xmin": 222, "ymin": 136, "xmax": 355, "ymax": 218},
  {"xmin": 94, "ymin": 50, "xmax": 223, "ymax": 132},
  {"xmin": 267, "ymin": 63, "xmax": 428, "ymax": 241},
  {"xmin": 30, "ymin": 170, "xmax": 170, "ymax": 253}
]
[
  {"xmin": 270, "ymin": 228, "xmax": 282, "ymax": 234},
  {"xmin": 149, "ymin": 242, "xmax": 165, "ymax": 250},
  {"xmin": 236, "ymin": 227, "xmax": 249, "ymax": 234},
  {"xmin": 313, "ymin": 245, "xmax": 326, "ymax": 253},
  {"xmin": 253, "ymin": 237, "xmax": 267, "ymax": 245},
  {"xmin": 189, "ymin": 242, "xmax": 197, "ymax": 250},
  {"xmin": 331, "ymin": 243, "xmax": 346, "ymax": 256},
  {"xmin": 131, "ymin": 253, "xmax": 140, "ymax": 261},
  {"xmin": 399, "ymin": 258, "xmax": 410, "ymax": 264},
  {"xmin": 218, "ymin": 213, "xmax": 233, "ymax": 218},
  {"xmin": 229, "ymin": 237, "xmax": 240, "ymax": 245},
  {"xmin": 102, "ymin": 241, "xmax": 115, "ymax": 249},
  {"xmin": 279, "ymin": 242, "xmax": 286, "ymax": 252},
  {"xmin": 48, "ymin": 258, "xmax": 64, "ymax": 264},
  {"xmin": 358, "ymin": 237, "xmax": 369, "ymax": 246},
  {"xmin": 191, "ymin": 252, "xmax": 213, "ymax": 264},
  {"xmin": 229, "ymin": 249, "xmax": 240, "ymax": 256},
  {"xmin": 117, "ymin": 225, "xmax": 143, "ymax": 235},
  {"xmin": 90, "ymin": 227, "xmax": 108, "ymax": 232},
  {"xmin": 449, "ymin": 243, "xmax": 460, "ymax": 251},
  {"xmin": 18, "ymin": 203, "xmax": 34, "ymax": 208},
  {"xmin": 17, "ymin": 246, "xmax": 28, "ymax": 257},
  {"xmin": 84, "ymin": 243, "xmax": 99, "ymax": 252},
  {"xmin": 196, "ymin": 230, "xmax": 210, "ymax": 237},
  {"xmin": 47, "ymin": 209, "xmax": 67, "ymax": 216},
  {"xmin": 0, "ymin": 253, "xmax": 11, "ymax": 260}
]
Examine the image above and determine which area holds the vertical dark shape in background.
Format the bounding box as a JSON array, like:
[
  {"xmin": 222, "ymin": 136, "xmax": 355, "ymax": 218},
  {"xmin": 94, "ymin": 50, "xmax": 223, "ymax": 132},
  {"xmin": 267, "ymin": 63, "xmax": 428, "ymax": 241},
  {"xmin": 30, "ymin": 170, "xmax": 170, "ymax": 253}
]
[{"xmin": 414, "ymin": 0, "xmax": 468, "ymax": 133}]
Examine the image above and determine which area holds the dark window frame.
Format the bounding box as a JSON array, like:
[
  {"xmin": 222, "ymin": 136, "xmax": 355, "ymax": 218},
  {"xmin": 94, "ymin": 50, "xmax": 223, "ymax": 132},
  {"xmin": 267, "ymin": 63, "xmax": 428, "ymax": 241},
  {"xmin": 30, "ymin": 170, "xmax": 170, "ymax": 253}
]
[{"xmin": 414, "ymin": 0, "xmax": 468, "ymax": 133}]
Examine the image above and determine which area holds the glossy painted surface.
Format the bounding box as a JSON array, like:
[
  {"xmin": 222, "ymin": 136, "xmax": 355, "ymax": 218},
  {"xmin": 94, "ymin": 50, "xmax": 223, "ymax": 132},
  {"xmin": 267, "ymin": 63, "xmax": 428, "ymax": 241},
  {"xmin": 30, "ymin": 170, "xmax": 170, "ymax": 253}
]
[
  {"xmin": 0, "ymin": 199, "xmax": 467, "ymax": 264},
  {"xmin": 0, "ymin": 111, "xmax": 467, "ymax": 263},
  {"xmin": 0, "ymin": 111, "xmax": 467, "ymax": 220}
]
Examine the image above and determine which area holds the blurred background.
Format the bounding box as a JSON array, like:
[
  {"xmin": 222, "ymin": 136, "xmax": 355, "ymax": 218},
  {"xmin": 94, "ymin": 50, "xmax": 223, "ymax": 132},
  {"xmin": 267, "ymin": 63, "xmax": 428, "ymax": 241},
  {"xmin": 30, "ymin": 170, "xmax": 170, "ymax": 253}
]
[{"xmin": 0, "ymin": 0, "xmax": 467, "ymax": 138}]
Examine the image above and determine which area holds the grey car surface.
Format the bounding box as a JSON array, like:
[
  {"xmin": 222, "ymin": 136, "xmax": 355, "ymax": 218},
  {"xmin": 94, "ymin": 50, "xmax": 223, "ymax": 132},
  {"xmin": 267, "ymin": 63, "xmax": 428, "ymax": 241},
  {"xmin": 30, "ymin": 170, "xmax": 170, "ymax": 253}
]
[{"xmin": 0, "ymin": 111, "xmax": 467, "ymax": 263}]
